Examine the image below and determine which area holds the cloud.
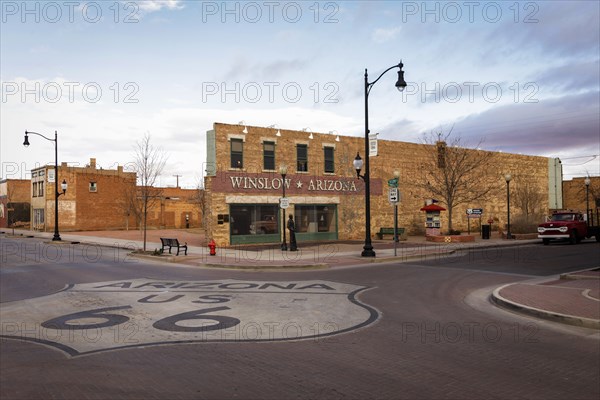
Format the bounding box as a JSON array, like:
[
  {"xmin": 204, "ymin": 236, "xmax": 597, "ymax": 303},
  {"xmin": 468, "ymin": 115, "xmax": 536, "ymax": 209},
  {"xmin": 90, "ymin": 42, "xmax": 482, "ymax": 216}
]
[
  {"xmin": 371, "ymin": 26, "xmax": 401, "ymax": 43},
  {"xmin": 136, "ymin": 0, "xmax": 184, "ymax": 12}
]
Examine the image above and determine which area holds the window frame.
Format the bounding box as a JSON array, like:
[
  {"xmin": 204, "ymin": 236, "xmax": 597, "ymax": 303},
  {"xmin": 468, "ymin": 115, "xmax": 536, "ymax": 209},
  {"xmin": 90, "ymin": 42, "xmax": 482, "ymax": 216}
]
[
  {"xmin": 263, "ymin": 141, "xmax": 276, "ymax": 171},
  {"xmin": 324, "ymin": 146, "xmax": 335, "ymax": 174},
  {"xmin": 230, "ymin": 138, "xmax": 244, "ymax": 169},
  {"xmin": 296, "ymin": 144, "xmax": 308, "ymax": 172}
]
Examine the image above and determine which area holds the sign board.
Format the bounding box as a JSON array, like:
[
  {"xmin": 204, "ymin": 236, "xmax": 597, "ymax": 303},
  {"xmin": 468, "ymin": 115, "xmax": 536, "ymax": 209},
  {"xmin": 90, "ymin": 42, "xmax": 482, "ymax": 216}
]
[
  {"xmin": 388, "ymin": 188, "xmax": 399, "ymax": 203},
  {"xmin": 369, "ymin": 133, "xmax": 378, "ymax": 157},
  {"xmin": 466, "ymin": 208, "xmax": 483, "ymax": 215},
  {"xmin": 47, "ymin": 169, "xmax": 55, "ymax": 183},
  {"xmin": 280, "ymin": 197, "xmax": 290, "ymax": 209}
]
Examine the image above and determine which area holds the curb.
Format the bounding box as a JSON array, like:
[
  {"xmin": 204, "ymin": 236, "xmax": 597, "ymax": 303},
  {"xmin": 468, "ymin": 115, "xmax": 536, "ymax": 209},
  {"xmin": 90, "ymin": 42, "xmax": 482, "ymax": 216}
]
[{"xmin": 491, "ymin": 284, "xmax": 600, "ymax": 330}]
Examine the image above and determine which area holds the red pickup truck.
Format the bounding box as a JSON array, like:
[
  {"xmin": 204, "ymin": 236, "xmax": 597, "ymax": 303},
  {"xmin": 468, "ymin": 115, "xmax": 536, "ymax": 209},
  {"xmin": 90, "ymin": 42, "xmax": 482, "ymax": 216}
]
[{"xmin": 537, "ymin": 211, "xmax": 600, "ymax": 245}]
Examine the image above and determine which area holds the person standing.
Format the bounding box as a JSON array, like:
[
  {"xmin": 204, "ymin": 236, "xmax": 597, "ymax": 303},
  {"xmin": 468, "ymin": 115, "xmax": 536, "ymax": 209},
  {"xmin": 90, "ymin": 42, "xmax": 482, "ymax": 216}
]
[{"xmin": 287, "ymin": 214, "xmax": 298, "ymax": 251}]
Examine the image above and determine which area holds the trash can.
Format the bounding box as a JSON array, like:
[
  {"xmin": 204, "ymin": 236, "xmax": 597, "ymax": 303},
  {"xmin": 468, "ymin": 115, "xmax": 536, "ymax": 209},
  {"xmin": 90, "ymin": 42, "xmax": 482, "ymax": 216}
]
[{"xmin": 481, "ymin": 224, "xmax": 491, "ymax": 240}]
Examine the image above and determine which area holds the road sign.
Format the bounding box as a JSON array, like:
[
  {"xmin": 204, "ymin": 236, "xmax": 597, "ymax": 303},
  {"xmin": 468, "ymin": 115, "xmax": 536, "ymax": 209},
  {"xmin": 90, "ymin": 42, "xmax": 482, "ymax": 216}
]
[
  {"xmin": 388, "ymin": 188, "xmax": 399, "ymax": 203},
  {"xmin": 280, "ymin": 197, "xmax": 290, "ymax": 209},
  {"xmin": 466, "ymin": 208, "xmax": 483, "ymax": 215}
]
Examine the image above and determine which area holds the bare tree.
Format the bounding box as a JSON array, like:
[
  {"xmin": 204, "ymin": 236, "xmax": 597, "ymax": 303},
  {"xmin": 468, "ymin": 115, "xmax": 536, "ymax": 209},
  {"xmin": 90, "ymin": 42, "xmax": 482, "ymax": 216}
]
[
  {"xmin": 513, "ymin": 180, "xmax": 545, "ymax": 222},
  {"xmin": 133, "ymin": 133, "xmax": 168, "ymax": 251},
  {"xmin": 418, "ymin": 128, "xmax": 502, "ymax": 233}
]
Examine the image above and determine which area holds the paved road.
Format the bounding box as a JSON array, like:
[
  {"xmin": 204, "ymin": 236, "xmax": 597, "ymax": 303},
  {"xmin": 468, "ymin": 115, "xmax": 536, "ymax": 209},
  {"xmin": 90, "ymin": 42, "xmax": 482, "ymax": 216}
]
[{"xmin": 1, "ymin": 236, "xmax": 598, "ymax": 399}]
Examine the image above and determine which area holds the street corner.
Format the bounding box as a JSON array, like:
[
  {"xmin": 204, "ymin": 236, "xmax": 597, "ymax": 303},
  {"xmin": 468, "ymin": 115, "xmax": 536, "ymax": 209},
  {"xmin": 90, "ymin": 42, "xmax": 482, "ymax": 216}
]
[
  {"xmin": 0, "ymin": 278, "xmax": 379, "ymax": 356},
  {"xmin": 491, "ymin": 280, "xmax": 600, "ymax": 330}
]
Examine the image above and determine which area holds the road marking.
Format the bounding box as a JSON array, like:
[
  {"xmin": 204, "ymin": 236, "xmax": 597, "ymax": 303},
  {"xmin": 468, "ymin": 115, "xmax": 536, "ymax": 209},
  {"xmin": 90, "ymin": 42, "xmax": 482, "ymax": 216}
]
[{"xmin": 0, "ymin": 279, "xmax": 378, "ymax": 356}]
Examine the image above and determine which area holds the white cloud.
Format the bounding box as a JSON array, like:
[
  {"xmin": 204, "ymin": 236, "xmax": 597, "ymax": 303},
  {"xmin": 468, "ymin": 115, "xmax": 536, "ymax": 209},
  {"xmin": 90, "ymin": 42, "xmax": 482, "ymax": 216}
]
[
  {"xmin": 371, "ymin": 27, "xmax": 401, "ymax": 43},
  {"xmin": 135, "ymin": 0, "xmax": 184, "ymax": 12}
]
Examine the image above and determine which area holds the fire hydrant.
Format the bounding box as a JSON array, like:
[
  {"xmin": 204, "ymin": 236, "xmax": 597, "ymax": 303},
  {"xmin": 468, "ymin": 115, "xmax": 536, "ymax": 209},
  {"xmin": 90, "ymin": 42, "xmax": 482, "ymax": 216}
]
[{"xmin": 208, "ymin": 239, "xmax": 217, "ymax": 256}]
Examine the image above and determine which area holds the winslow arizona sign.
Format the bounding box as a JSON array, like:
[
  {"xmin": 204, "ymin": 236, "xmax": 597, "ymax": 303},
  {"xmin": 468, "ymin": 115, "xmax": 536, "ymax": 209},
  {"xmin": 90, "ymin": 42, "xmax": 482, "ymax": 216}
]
[{"xmin": 0, "ymin": 279, "xmax": 379, "ymax": 356}]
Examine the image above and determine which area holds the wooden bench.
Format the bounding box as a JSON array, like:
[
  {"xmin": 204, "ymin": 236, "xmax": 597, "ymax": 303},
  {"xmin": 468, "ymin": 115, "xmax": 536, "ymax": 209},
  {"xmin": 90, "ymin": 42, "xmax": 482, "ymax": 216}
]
[
  {"xmin": 160, "ymin": 238, "xmax": 188, "ymax": 256},
  {"xmin": 376, "ymin": 227, "xmax": 406, "ymax": 241}
]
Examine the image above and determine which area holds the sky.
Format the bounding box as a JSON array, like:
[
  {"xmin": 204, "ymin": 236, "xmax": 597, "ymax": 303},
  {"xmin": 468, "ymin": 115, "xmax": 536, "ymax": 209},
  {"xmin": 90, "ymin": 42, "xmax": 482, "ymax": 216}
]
[{"xmin": 1, "ymin": 0, "xmax": 599, "ymax": 188}]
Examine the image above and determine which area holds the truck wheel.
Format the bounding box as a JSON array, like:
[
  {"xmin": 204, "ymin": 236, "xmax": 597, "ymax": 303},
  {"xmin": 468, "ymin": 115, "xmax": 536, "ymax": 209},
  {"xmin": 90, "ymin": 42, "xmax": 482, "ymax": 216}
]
[
  {"xmin": 569, "ymin": 230, "xmax": 577, "ymax": 245},
  {"xmin": 542, "ymin": 239, "xmax": 550, "ymax": 245}
]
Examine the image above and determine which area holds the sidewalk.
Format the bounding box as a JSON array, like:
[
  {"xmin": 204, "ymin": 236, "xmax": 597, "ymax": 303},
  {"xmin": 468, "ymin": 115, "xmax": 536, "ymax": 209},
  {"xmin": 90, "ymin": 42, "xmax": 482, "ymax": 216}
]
[
  {"xmin": 492, "ymin": 269, "xmax": 600, "ymax": 330},
  {"xmin": 2, "ymin": 227, "xmax": 538, "ymax": 269},
  {"xmin": 3, "ymin": 228, "xmax": 598, "ymax": 329}
]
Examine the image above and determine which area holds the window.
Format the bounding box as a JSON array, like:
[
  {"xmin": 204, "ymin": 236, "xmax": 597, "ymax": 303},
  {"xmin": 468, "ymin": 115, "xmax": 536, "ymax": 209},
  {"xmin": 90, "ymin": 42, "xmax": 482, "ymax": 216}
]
[
  {"xmin": 32, "ymin": 182, "xmax": 37, "ymax": 197},
  {"xmin": 89, "ymin": 182, "xmax": 97, "ymax": 192},
  {"xmin": 297, "ymin": 144, "xmax": 308, "ymax": 172},
  {"xmin": 263, "ymin": 141, "xmax": 275, "ymax": 171},
  {"xmin": 230, "ymin": 139, "xmax": 243, "ymax": 169},
  {"xmin": 38, "ymin": 181, "xmax": 44, "ymax": 197},
  {"xmin": 295, "ymin": 205, "xmax": 337, "ymax": 233},
  {"xmin": 324, "ymin": 146, "xmax": 335, "ymax": 173},
  {"xmin": 230, "ymin": 205, "xmax": 279, "ymax": 236}
]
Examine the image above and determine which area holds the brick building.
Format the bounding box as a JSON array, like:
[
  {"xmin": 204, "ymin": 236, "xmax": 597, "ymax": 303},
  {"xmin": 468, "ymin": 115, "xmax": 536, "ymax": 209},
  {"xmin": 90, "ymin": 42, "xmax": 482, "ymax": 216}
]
[
  {"xmin": 204, "ymin": 122, "xmax": 558, "ymax": 246},
  {"xmin": 29, "ymin": 158, "xmax": 202, "ymax": 232},
  {"xmin": 0, "ymin": 179, "xmax": 31, "ymax": 229},
  {"xmin": 30, "ymin": 158, "xmax": 137, "ymax": 232}
]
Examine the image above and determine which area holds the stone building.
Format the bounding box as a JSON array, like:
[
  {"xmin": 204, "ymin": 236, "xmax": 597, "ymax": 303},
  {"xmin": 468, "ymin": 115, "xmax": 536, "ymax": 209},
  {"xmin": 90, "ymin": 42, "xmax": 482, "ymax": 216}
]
[
  {"xmin": 563, "ymin": 176, "xmax": 600, "ymax": 224},
  {"xmin": 204, "ymin": 122, "xmax": 557, "ymax": 246},
  {"xmin": 0, "ymin": 179, "xmax": 31, "ymax": 229}
]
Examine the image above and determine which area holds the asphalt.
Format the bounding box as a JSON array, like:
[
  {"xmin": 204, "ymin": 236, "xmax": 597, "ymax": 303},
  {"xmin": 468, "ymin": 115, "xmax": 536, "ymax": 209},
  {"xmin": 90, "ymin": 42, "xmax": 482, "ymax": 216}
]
[{"xmin": 2, "ymin": 228, "xmax": 599, "ymax": 330}]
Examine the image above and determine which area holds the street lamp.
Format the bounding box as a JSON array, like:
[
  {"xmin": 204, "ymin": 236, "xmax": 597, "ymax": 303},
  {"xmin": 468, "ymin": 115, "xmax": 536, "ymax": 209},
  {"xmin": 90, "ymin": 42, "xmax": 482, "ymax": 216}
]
[
  {"xmin": 505, "ymin": 173, "xmax": 512, "ymax": 239},
  {"xmin": 279, "ymin": 164, "xmax": 288, "ymax": 251},
  {"xmin": 358, "ymin": 61, "xmax": 407, "ymax": 257},
  {"xmin": 585, "ymin": 177, "xmax": 591, "ymax": 226},
  {"xmin": 23, "ymin": 130, "xmax": 68, "ymax": 241}
]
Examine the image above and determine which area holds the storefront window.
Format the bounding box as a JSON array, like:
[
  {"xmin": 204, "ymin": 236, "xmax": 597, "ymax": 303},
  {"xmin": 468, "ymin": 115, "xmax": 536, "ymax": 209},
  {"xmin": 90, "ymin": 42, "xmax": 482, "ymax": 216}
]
[
  {"xmin": 294, "ymin": 205, "xmax": 337, "ymax": 240},
  {"xmin": 230, "ymin": 204, "xmax": 279, "ymax": 238}
]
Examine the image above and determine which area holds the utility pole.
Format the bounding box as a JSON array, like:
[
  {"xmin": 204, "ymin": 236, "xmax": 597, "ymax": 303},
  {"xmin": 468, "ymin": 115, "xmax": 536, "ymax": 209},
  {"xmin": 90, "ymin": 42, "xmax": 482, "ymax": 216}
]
[{"xmin": 173, "ymin": 174, "xmax": 182, "ymax": 188}]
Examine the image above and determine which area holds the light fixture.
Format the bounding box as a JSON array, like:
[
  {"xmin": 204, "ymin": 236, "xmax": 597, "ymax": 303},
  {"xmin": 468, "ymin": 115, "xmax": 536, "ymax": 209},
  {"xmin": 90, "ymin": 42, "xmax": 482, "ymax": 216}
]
[
  {"xmin": 238, "ymin": 120, "xmax": 248, "ymax": 134},
  {"xmin": 395, "ymin": 60, "xmax": 407, "ymax": 92},
  {"xmin": 329, "ymin": 130, "xmax": 340, "ymax": 142},
  {"xmin": 353, "ymin": 152, "xmax": 363, "ymax": 178},
  {"xmin": 302, "ymin": 127, "xmax": 313, "ymax": 139},
  {"xmin": 268, "ymin": 124, "xmax": 281, "ymax": 137},
  {"xmin": 23, "ymin": 130, "xmax": 65, "ymax": 241}
]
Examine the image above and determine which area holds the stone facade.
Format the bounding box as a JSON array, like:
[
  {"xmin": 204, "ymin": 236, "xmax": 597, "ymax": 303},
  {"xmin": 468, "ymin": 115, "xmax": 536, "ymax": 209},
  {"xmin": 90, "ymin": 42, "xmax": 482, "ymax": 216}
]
[
  {"xmin": 563, "ymin": 176, "xmax": 600, "ymax": 224},
  {"xmin": 204, "ymin": 123, "xmax": 552, "ymax": 246}
]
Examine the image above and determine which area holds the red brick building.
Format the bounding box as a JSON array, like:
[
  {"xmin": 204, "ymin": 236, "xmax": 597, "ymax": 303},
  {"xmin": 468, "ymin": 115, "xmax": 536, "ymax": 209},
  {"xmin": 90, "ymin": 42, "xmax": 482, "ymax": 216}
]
[{"xmin": 0, "ymin": 179, "xmax": 31, "ymax": 229}]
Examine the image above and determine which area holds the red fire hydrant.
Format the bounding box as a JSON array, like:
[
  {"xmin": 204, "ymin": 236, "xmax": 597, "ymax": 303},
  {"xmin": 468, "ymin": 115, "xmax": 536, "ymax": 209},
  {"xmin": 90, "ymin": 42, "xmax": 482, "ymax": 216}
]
[{"xmin": 208, "ymin": 239, "xmax": 217, "ymax": 256}]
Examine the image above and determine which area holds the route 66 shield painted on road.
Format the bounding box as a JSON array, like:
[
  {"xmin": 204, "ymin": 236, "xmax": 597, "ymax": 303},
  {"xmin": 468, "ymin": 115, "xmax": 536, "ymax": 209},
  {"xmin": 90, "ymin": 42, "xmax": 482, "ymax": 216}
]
[{"xmin": 0, "ymin": 279, "xmax": 379, "ymax": 356}]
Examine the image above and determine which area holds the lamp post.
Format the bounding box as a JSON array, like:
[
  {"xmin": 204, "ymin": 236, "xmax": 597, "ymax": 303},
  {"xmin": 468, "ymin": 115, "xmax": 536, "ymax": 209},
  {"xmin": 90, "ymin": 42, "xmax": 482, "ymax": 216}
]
[
  {"xmin": 392, "ymin": 169, "xmax": 400, "ymax": 256},
  {"xmin": 357, "ymin": 61, "xmax": 407, "ymax": 257},
  {"xmin": 585, "ymin": 177, "xmax": 591, "ymax": 226},
  {"xmin": 279, "ymin": 164, "xmax": 288, "ymax": 251},
  {"xmin": 23, "ymin": 130, "xmax": 68, "ymax": 241},
  {"xmin": 505, "ymin": 173, "xmax": 512, "ymax": 239}
]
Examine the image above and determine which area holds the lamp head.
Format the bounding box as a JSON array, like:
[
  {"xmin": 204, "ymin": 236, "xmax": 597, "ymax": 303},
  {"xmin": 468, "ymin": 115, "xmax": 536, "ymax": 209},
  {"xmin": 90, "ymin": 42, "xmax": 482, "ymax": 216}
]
[
  {"xmin": 585, "ymin": 177, "xmax": 591, "ymax": 186},
  {"xmin": 395, "ymin": 61, "xmax": 407, "ymax": 92},
  {"xmin": 504, "ymin": 173, "xmax": 512, "ymax": 183},
  {"xmin": 353, "ymin": 153, "xmax": 363, "ymax": 177},
  {"xmin": 279, "ymin": 164, "xmax": 288, "ymax": 176},
  {"xmin": 61, "ymin": 179, "xmax": 68, "ymax": 192},
  {"xmin": 394, "ymin": 170, "xmax": 400, "ymax": 178},
  {"xmin": 23, "ymin": 131, "xmax": 30, "ymax": 147}
]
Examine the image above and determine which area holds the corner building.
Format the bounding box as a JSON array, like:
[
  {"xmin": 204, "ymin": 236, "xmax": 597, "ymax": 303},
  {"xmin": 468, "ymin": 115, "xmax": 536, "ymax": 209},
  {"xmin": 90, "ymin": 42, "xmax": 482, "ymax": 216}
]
[{"xmin": 204, "ymin": 123, "xmax": 554, "ymax": 247}]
